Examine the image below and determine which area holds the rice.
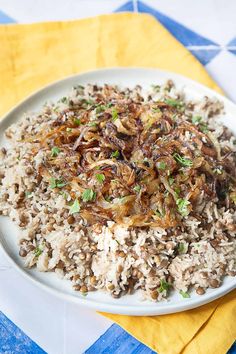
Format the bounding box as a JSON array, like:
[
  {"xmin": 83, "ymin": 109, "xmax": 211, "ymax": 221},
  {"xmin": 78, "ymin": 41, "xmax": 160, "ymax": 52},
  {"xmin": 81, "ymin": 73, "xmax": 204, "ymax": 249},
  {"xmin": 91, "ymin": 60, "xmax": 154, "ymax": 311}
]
[{"xmin": 0, "ymin": 80, "xmax": 235, "ymax": 301}]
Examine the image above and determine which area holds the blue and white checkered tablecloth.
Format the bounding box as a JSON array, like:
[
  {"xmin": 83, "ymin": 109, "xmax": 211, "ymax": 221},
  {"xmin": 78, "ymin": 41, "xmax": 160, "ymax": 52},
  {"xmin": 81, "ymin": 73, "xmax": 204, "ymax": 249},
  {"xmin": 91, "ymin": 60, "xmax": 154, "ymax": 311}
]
[{"xmin": 0, "ymin": 1, "xmax": 235, "ymax": 353}]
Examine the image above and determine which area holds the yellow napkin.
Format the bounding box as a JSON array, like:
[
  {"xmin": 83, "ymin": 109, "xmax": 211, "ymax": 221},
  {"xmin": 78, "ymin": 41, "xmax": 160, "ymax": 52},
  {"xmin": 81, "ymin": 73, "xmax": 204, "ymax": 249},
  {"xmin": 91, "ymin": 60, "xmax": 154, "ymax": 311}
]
[
  {"xmin": 0, "ymin": 12, "xmax": 223, "ymax": 116},
  {"xmin": 0, "ymin": 12, "xmax": 235, "ymax": 354}
]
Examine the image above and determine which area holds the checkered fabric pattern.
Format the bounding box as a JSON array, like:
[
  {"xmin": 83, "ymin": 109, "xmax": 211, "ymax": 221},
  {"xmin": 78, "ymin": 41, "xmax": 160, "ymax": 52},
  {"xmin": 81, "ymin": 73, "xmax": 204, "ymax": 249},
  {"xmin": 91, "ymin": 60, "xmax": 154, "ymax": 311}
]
[{"xmin": 0, "ymin": 1, "xmax": 235, "ymax": 353}]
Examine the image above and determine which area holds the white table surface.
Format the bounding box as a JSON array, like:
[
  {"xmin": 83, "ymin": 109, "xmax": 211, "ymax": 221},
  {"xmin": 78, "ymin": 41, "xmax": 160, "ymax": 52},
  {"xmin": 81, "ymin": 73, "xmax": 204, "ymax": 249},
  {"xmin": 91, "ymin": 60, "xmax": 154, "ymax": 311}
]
[{"xmin": 0, "ymin": 1, "xmax": 235, "ymax": 353}]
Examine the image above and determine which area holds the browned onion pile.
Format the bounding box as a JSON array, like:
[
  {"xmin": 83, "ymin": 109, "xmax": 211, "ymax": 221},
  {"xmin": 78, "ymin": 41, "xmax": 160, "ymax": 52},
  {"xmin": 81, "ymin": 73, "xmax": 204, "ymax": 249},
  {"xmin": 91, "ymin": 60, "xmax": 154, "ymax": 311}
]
[{"xmin": 28, "ymin": 82, "xmax": 236, "ymax": 229}]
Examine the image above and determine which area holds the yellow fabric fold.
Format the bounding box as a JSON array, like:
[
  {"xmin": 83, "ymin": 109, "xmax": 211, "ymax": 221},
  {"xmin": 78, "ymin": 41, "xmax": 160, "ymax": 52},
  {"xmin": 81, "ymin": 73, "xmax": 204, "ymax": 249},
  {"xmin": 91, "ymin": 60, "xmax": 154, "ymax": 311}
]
[
  {"xmin": 0, "ymin": 12, "xmax": 235, "ymax": 354},
  {"xmin": 0, "ymin": 13, "xmax": 223, "ymax": 116},
  {"xmin": 103, "ymin": 291, "xmax": 236, "ymax": 354}
]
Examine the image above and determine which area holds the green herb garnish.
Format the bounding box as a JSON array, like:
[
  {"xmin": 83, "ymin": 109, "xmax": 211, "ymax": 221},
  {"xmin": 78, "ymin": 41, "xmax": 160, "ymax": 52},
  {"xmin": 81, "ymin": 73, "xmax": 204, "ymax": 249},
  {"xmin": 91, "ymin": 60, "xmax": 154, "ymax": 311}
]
[
  {"xmin": 25, "ymin": 191, "xmax": 32, "ymax": 198},
  {"xmin": 49, "ymin": 178, "xmax": 67, "ymax": 189},
  {"xmin": 199, "ymin": 123, "xmax": 209, "ymax": 133},
  {"xmin": 154, "ymin": 208, "xmax": 165, "ymax": 218},
  {"xmin": 74, "ymin": 118, "xmax": 81, "ymax": 126},
  {"xmin": 172, "ymin": 113, "xmax": 177, "ymax": 120},
  {"xmin": 178, "ymin": 243, "xmax": 186, "ymax": 253},
  {"xmin": 192, "ymin": 115, "xmax": 202, "ymax": 124},
  {"xmin": 73, "ymin": 84, "xmax": 84, "ymax": 90},
  {"xmin": 168, "ymin": 177, "xmax": 175, "ymax": 186},
  {"xmin": 151, "ymin": 84, "xmax": 160, "ymax": 92},
  {"xmin": 88, "ymin": 121, "xmax": 97, "ymax": 127},
  {"xmin": 51, "ymin": 147, "xmax": 61, "ymax": 157},
  {"xmin": 152, "ymin": 107, "xmax": 161, "ymax": 113},
  {"xmin": 66, "ymin": 128, "xmax": 72, "ymax": 132},
  {"xmin": 158, "ymin": 279, "xmax": 171, "ymax": 293},
  {"xmin": 95, "ymin": 173, "xmax": 105, "ymax": 183},
  {"xmin": 179, "ymin": 290, "xmax": 190, "ymax": 298},
  {"xmin": 173, "ymin": 153, "xmax": 193, "ymax": 167},
  {"xmin": 82, "ymin": 188, "xmax": 96, "ymax": 202},
  {"xmin": 60, "ymin": 191, "xmax": 69, "ymax": 200},
  {"xmin": 176, "ymin": 198, "xmax": 190, "ymax": 217},
  {"xmin": 60, "ymin": 97, "xmax": 68, "ymax": 104},
  {"xmin": 111, "ymin": 108, "xmax": 119, "ymax": 121},
  {"xmin": 164, "ymin": 98, "xmax": 183, "ymax": 108},
  {"xmin": 105, "ymin": 195, "xmax": 112, "ymax": 202},
  {"xmin": 95, "ymin": 103, "xmax": 112, "ymax": 114},
  {"xmin": 69, "ymin": 199, "xmax": 80, "ymax": 214},
  {"xmin": 95, "ymin": 106, "xmax": 105, "ymax": 114},
  {"xmin": 133, "ymin": 185, "xmax": 141, "ymax": 193},
  {"xmin": 83, "ymin": 99, "xmax": 94, "ymax": 106},
  {"xmin": 158, "ymin": 161, "xmax": 166, "ymax": 170},
  {"xmin": 111, "ymin": 150, "xmax": 120, "ymax": 159},
  {"xmin": 175, "ymin": 187, "xmax": 181, "ymax": 196},
  {"xmin": 34, "ymin": 246, "xmax": 43, "ymax": 257}
]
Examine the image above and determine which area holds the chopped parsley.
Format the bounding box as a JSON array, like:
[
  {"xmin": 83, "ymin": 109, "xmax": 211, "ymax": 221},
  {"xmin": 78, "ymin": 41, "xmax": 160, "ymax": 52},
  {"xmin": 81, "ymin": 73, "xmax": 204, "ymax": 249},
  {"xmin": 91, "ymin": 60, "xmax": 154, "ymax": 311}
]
[
  {"xmin": 105, "ymin": 195, "xmax": 112, "ymax": 202},
  {"xmin": 73, "ymin": 84, "xmax": 84, "ymax": 90},
  {"xmin": 95, "ymin": 105, "xmax": 106, "ymax": 114},
  {"xmin": 192, "ymin": 115, "xmax": 202, "ymax": 124},
  {"xmin": 172, "ymin": 113, "xmax": 177, "ymax": 120},
  {"xmin": 174, "ymin": 187, "xmax": 181, "ymax": 196},
  {"xmin": 164, "ymin": 98, "xmax": 184, "ymax": 108},
  {"xmin": 60, "ymin": 97, "xmax": 68, "ymax": 104},
  {"xmin": 34, "ymin": 246, "xmax": 43, "ymax": 257},
  {"xmin": 151, "ymin": 84, "xmax": 160, "ymax": 92},
  {"xmin": 154, "ymin": 208, "xmax": 165, "ymax": 218},
  {"xmin": 152, "ymin": 107, "xmax": 161, "ymax": 113},
  {"xmin": 158, "ymin": 279, "xmax": 171, "ymax": 293},
  {"xmin": 111, "ymin": 150, "xmax": 120, "ymax": 159},
  {"xmin": 157, "ymin": 161, "xmax": 166, "ymax": 170},
  {"xmin": 176, "ymin": 198, "xmax": 190, "ymax": 217},
  {"xmin": 179, "ymin": 290, "xmax": 190, "ymax": 298},
  {"xmin": 111, "ymin": 108, "xmax": 119, "ymax": 121},
  {"xmin": 95, "ymin": 173, "xmax": 105, "ymax": 183},
  {"xmin": 178, "ymin": 243, "xmax": 186, "ymax": 253},
  {"xmin": 61, "ymin": 191, "xmax": 69, "ymax": 200},
  {"xmin": 51, "ymin": 146, "xmax": 61, "ymax": 157},
  {"xmin": 25, "ymin": 191, "xmax": 32, "ymax": 198},
  {"xmin": 82, "ymin": 188, "xmax": 96, "ymax": 202},
  {"xmin": 173, "ymin": 153, "xmax": 193, "ymax": 168},
  {"xmin": 49, "ymin": 178, "xmax": 67, "ymax": 189},
  {"xmin": 199, "ymin": 123, "xmax": 209, "ymax": 133},
  {"xmin": 133, "ymin": 185, "xmax": 141, "ymax": 193},
  {"xmin": 66, "ymin": 128, "xmax": 72, "ymax": 132},
  {"xmin": 88, "ymin": 121, "xmax": 97, "ymax": 127},
  {"xmin": 83, "ymin": 99, "xmax": 94, "ymax": 106},
  {"xmin": 154, "ymin": 210, "xmax": 162, "ymax": 218},
  {"xmin": 69, "ymin": 199, "xmax": 80, "ymax": 214},
  {"xmin": 168, "ymin": 177, "xmax": 175, "ymax": 186},
  {"xmin": 191, "ymin": 115, "xmax": 208, "ymax": 132},
  {"xmin": 74, "ymin": 118, "xmax": 81, "ymax": 126}
]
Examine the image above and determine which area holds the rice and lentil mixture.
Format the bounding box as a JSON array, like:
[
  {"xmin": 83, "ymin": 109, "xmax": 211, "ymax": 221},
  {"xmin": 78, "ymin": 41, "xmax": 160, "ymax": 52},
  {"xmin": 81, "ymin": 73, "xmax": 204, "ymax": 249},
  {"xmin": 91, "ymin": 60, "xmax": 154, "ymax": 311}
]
[{"xmin": 0, "ymin": 80, "xmax": 236, "ymax": 301}]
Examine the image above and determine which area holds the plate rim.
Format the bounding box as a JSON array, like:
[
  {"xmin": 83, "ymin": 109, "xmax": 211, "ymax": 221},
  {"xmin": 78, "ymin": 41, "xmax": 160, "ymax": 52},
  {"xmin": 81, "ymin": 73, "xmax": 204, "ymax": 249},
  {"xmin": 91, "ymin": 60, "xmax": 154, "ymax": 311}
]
[{"xmin": 0, "ymin": 67, "xmax": 235, "ymax": 316}]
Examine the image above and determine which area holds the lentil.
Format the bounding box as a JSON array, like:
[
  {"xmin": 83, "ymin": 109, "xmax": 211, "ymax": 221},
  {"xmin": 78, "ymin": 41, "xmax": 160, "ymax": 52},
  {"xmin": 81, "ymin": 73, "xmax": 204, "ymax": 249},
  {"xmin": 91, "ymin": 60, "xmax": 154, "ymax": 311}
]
[
  {"xmin": 209, "ymin": 279, "xmax": 220, "ymax": 288},
  {"xmin": 196, "ymin": 286, "xmax": 205, "ymax": 295}
]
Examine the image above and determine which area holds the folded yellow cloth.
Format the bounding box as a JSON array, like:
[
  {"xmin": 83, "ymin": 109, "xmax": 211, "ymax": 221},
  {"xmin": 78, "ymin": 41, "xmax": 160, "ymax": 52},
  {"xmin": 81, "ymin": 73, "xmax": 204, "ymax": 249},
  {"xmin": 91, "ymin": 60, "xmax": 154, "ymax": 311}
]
[
  {"xmin": 0, "ymin": 12, "xmax": 223, "ymax": 116},
  {"xmin": 0, "ymin": 12, "xmax": 235, "ymax": 354}
]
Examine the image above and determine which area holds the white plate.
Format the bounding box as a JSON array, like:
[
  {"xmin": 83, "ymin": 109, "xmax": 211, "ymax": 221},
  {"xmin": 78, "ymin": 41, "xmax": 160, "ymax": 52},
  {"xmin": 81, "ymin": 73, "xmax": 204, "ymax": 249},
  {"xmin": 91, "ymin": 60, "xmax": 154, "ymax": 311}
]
[{"xmin": 0, "ymin": 68, "xmax": 235, "ymax": 316}]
